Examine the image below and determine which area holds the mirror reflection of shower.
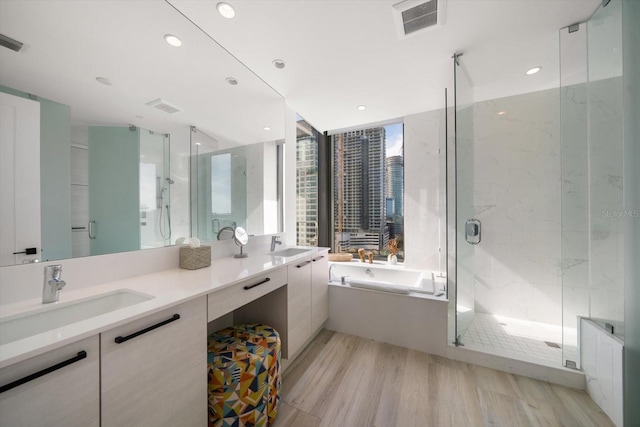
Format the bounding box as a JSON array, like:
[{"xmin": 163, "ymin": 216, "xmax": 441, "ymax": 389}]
[
  {"xmin": 159, "ymin": 177, "xmax": 174, "ymax": 241},
  {"xmin": 140, "ymin": 129, "xmax": 171, "ymax": 249}
]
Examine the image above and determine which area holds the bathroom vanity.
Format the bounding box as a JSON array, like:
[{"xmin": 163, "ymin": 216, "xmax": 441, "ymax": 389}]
[{"xmin": 0, "ymin": 247, "xmax": 328, "ymax": 427}]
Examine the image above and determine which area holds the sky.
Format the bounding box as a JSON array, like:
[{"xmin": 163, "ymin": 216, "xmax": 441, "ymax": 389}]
[{"xmin": 385, "ymin": 123, "xmax": 403, "ymax": 158}]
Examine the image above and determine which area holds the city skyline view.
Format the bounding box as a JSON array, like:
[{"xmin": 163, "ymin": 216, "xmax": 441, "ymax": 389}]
[{"xmin": 295, "ymin": 116, "xmax": 404, "ymax": 260}]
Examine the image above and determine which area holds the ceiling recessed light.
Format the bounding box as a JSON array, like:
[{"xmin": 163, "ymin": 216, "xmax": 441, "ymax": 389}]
[
  {"xmin": 95, "ymin": 76, "xmax": 112, "ymax": 86},
  {"xmin": 357, "ymin": 105, "xmax": 367, "ymax": 111},
  {"xmin": 217, "ymin": 2, "xmax": 235, "ymax": 19},
  {"xmin": 272, "ymin": 59, "xmax": 286, "ymax": 69},
  {"xmin": 164, "ymin": 34, "xmax": 182, "ymax": 47},
  {"xmin": 225, "ymin": 77, "xmax": 238, "ymax": 86},
  {"xmin": 497, "ymin": 111, "xmax": 507, "ymax": 115},
  {"xmin": 263, "ymin": 126, "xmax": 271, "ymax": 131},
  {"xmin": 526, "ymin": 66, "xmax": 542, "ymax": 75}
]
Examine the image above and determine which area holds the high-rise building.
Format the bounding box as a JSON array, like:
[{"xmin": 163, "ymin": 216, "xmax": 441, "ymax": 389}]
[
  {"xmin": 296, "ymin": 118, "xmax": 319, "ymax": 246},
  {"xmin": 333, "ymin": 127, "xmax": 388, "ymax": 251},
  {"xmin": 386, "ymin": 155, "xmax": 404, "ymax": 234}
]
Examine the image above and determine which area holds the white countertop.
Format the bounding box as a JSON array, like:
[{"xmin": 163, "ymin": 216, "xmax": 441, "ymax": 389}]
[{"xmin": 0, "ymin": 247, "xmax": 327, "ymax": 368}]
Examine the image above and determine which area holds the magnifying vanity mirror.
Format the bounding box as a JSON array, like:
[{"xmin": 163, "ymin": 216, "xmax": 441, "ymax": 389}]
[
  {"xmin": 0, "ymin": 0, "xmax": 285, "ymax": 267},
  {"xmin": 232, "ymin": 227, "xmax": 249, "ymax": 259}
]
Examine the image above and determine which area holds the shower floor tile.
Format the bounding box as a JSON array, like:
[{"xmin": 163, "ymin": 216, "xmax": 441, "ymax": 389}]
[{"xmin": 460, "ymin": 312, "xmax": 578, "ymax": 367}]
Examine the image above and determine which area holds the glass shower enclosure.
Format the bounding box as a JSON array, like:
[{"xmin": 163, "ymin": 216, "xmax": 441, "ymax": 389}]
[{"xmin": 448, "ymin": 0, "xmax": 625, "ymax": 370}]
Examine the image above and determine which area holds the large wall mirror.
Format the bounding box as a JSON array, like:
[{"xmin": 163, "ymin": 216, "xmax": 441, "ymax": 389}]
[{"xmin": 0, "ymin": 0, "xmax": 285, "ymax": 267}]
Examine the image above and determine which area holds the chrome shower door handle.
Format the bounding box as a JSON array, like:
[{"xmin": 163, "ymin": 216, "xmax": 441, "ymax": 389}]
[
  {"xmin": 465, "ymin": 219, "xmax": 481, "ymax": 244},
  {"xmin": 88, "ymin": 220, "xmax": 96, "ymax": 239}
]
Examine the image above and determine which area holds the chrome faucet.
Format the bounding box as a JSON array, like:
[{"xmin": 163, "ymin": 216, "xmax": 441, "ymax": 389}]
[
  {"xmin": 329, "ymin": 263, "xmax": 337, "ymax": 282},
  {"xmin": 43, "ymin": 265, "xmax": 66, "ymax": 304},
  {"xmin": 270, "ymin": 235, "xmax": 282, "ymax": 252}
]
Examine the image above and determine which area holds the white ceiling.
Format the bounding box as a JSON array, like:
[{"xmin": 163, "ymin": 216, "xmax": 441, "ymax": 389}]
[
  {"xmin": 0, "ymin": 0, "xmax": 601, "ymax": 139},
  {"xmin": 170, "ymin": 0, "xmax": 601, "ymax": 132}
]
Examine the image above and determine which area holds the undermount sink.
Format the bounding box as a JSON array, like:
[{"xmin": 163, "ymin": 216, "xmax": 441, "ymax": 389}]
[
  {"xmin": 270, "ymin": 248, "xmax": 311, "ymax": 257},
  {"xmin": 0, "ymin": 290, "xmax": 154, "ymax": 345}
]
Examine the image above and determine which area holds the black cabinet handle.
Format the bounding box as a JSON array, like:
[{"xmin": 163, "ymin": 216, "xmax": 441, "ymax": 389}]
[
  {"xmin": 114, "ymin": 314, "xmax": 180, "ymax": 344},
  {"xmin": 312, "ymin": 255, "xmax": 325, "ymax": 262},
  {"xmin": 0, "ymin": 351, "xmax": 87, "ymax": 394},
  {"xmin": 244, "ymin": 277, "xmax": 270, "ymax": 290},
  {"xmin": 12, "ymin": 247, "xmax": 37, "ymax": 255},
  {"xmin": 296, "ymin": 260, "xmax": 312, "ymax": 268}
]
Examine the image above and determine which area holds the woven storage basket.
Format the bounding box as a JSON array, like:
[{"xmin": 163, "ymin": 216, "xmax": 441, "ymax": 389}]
[
  {"xmin": 328, "ymin": 253, "xmax": 353, "ymax": 262},
  {"xmin": 180, "ymin": 245, "xmax": 211, "ymax": 270}
]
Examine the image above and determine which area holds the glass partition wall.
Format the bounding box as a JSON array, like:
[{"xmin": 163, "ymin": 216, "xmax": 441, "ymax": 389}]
[
  {"xmin": 451, "ymin": 55, "xmax": 475, "ymax": 346},
  {"xmin": 449, "ymin": 0, "xmax": 625, "ymax": 370},
  {"xmin": 560, "ymin": 0, "xmax": 624, "ymax": 368}
]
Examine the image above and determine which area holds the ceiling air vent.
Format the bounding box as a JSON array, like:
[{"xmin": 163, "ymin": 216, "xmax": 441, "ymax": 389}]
[
  {"xmin": 145, "ymin": 98, "xmax": 182, "ymax": 114},
  {"xmin": 393, "ymin": 0, "xmax": 447, "ymax": 38}
]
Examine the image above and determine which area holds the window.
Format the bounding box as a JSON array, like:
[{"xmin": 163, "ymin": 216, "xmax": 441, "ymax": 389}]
[{"xmin": 332, "ymin": 123, "xmax": 404, "ymax": 261}]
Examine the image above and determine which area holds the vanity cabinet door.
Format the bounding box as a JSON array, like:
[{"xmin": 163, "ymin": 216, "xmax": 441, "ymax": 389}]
[
  {"xmin": 100, "ymin": 297, "xmax": 207, "ymax": 427},
  {"xmin": 287, "ymin": 256, "xmax": 312, "ymax": 358},
  {"xmin": 311, "ymin": 250, "xmax": 329, "ymax": 332},
  {"xmin": 0, "ymin": 335, "xmax": 100, "ymax": 427}
]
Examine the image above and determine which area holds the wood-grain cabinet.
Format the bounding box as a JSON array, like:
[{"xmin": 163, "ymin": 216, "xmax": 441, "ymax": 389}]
[
  {"xmin": 0, "ymin": 297, "xmax": 207, "ymax": 427},
  {"xmin": 0, "ymin": 336, "xmax": 100, "ymax": 427},
  {"xmin": 287, "ymin": 249, "xmax": 329, "ymax": 358},
  {"xmin": 310, "ymin": 250, "xmax": 329, "ymax": 332},
  {"xmin": 101, "ymin": 297, "xmax": 207, "ymax": 427}
]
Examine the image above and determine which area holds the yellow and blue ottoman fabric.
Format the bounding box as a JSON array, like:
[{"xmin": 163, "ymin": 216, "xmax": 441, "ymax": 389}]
[
  {"xmin": 207, "ymin": 324, "xmax": 281, "ymax": 427},
  {"xmin": 208, "ymin": 329, "xmax": 268, "ymax": 427},
  {"xmin": 232, "ymin": 324, "xmax": 282, "ymax": 424}
]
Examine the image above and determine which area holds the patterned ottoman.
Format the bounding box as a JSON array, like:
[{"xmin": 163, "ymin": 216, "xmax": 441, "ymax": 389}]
[{"xmin": 208, "ymin": 324, "xmax": 281, "ymax": 426}]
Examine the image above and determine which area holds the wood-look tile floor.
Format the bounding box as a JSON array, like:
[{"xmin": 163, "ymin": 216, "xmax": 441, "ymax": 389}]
[{"xmin": 273, "ymin": 330, "xmax": 614, "ymax": 427}]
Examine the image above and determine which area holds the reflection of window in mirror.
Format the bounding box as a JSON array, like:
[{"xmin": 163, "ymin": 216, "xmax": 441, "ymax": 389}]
[{"xmin": 211, "ymin": 154, "xmax": 232, "ymax": 215}]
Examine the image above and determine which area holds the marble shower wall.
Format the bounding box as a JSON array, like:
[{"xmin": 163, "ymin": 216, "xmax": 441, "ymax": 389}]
[{"xmin": 471, "ymin": 88, "xmax": 563, "ymax": 325}]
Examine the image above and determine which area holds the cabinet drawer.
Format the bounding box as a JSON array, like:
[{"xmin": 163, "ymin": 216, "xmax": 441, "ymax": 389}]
[
  {"xmin": 0, "ymin": 335, "xmax": 100, "ymax": 427},
  {"xmin": 208, "ymin": 267, "xmax": 287, "ymax": 321}
]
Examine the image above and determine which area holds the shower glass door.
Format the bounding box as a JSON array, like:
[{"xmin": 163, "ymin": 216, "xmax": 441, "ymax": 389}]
[{"xmin": 453, "ymin": 56, "xmax": 475, "ymax": 345}]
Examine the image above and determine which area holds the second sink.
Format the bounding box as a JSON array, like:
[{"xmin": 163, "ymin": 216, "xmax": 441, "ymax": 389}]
[{"xmin": 270, "ymin": 248, "xmax": 311, "ymax": 257}]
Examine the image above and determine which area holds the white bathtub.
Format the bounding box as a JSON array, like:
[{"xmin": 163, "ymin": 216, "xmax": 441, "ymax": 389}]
[
  {"xmin": 326, "ymin": 261, "xmax": 449, "ymax": 357},
  {"xmin": 328, "ymin": 261, "xmax": 444, "ymax": 295}
]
